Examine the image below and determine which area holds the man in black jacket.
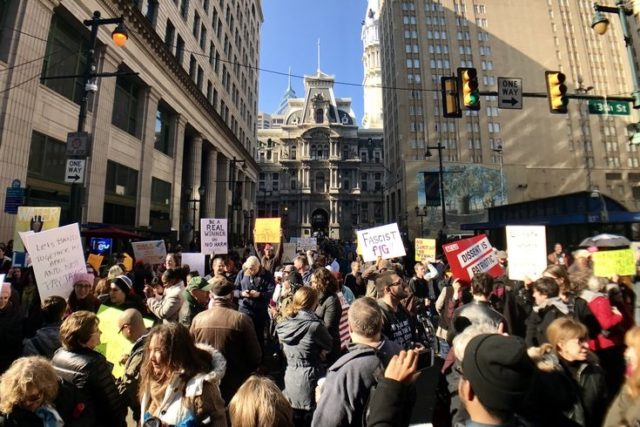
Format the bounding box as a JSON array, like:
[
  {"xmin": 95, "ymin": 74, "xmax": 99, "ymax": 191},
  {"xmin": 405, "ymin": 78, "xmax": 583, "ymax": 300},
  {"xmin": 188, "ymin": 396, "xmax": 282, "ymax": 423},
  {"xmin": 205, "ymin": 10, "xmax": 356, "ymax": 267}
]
[
  {"xmin": 376, "ymin": 271, "xmax": 419, "ymax": 350},
  {"xmin": 116, "ymin": 308, "xmax": 149, "ymax": 421}
]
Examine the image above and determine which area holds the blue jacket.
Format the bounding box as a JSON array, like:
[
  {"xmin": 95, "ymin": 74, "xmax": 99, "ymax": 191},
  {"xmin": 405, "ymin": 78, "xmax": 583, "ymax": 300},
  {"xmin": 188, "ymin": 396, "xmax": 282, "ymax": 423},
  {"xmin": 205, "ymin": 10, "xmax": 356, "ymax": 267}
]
[{"xmin": 234, "ymin": 268, "xmax": 275, "ymax": 321}]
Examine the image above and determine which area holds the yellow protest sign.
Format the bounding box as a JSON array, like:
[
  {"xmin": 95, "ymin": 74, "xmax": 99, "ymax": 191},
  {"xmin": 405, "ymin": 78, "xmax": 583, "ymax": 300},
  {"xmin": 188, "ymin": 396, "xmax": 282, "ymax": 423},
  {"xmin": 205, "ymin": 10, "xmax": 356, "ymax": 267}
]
[
  {"xmin": 123, "ymin": 253, "xmax": 134, "ymax": 272},
  {"xmin": 13, "ymin": 207, "xmax": 61, "ymax": 252},
  {"xmin": 592, "ymin": 249, "xmax": 636, "ymax": 277},
  {"xmin": 87, "ymin": 254, "xmax": 104, "ymax": 273},
  {"xmin": 254, "ymin": 218, "xmax": 281, "ymax": 243},
  {"xmin": 96, "ymin": 306, "xmax": 153, "ymax": 378},
  {"xmin": 415, "ymin": 238, "xmax": 436, "ymax": 261}
]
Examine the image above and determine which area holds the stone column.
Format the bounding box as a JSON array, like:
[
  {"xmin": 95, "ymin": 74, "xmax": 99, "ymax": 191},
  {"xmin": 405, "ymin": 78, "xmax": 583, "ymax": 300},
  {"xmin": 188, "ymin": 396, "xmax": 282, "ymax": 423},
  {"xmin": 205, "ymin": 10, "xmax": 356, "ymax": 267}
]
[
  {"xmin": 203, "ymin": 148, "xmax": 218, "ymax": 218},
  {"xmin": 170, "ymin": 115, "xmax": 187, "ymax": 234},
  {"xmin": 135, "ymin": 87, "xmax": 161, "ymax": 227},
  {"xmin": 187, "ymin": 135, "xmax": 203, "ymax": 244}
]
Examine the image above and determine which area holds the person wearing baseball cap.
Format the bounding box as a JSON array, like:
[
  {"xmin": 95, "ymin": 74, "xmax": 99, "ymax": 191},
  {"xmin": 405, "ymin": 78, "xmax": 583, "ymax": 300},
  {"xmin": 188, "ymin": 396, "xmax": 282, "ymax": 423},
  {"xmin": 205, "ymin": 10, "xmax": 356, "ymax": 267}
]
[{"xmin": 459, "ymin": 333, "xmax": 534, "ymax": 426}]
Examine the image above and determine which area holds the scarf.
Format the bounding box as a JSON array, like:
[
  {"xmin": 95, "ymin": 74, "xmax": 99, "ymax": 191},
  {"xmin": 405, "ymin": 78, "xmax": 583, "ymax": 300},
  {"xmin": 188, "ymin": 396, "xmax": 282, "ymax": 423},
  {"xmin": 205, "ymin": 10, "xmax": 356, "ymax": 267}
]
[{"xmin": 35, "ymin": 404, "xmax": 64, "ymax": 427}]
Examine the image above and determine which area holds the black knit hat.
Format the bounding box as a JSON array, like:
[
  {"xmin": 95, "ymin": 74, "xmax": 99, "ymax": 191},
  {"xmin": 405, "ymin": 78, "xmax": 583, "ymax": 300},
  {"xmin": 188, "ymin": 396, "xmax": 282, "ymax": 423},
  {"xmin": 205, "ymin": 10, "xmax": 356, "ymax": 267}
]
[
  {"xmin": 287, "ymin": 271, "xmax": 303, "ymax": 290},
  {"xmin": 462, "ymin": 334, "xmax": 533, "ymax": 413},
  {"xmin": 112, "ymin": 275, "xmax": 133, "ymax": 295}
]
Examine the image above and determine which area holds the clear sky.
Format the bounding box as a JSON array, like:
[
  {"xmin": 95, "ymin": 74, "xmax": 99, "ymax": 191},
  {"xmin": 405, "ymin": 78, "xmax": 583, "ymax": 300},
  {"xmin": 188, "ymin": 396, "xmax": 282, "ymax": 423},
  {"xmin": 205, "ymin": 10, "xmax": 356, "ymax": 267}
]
[{"xmin": 258, "ymin": 0, "xmax": 367, "ymax": 124}]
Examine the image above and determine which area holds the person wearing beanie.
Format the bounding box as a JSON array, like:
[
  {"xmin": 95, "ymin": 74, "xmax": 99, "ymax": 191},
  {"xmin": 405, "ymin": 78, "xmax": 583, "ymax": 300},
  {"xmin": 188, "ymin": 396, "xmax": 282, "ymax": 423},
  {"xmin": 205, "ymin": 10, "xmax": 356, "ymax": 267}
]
[
  {"xmin": 190, "ymin": 275, "xmax": 261, "ymax": 403},
  {"xmin": 68, "ymin": 271, "xmax": 101, "ymax": 314},
  {"xmin": 105, "ymin": 275, "xmax": 147, "ymax": 314},
  {"xmin": 459, "ymin": 333, "xmax": 534, "ymax": 426}
]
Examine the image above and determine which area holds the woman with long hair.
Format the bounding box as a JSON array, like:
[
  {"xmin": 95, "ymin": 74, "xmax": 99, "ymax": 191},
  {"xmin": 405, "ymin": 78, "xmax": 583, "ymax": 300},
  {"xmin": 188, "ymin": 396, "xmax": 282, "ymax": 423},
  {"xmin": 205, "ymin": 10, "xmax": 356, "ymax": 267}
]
[
  {"xmin": 604, "ymin": 326, "xmax": 640, "ymax": 426},
  {"xmin": 138, "ymin": 322, "xmax": 227, "ymax": 426},
  {"xmin": 310, "ymin": 268, "xmax": 343, "ymax": 364},
  {"xmin": 276, "ymin": 287, "xmax": 332, "ymax": 427},
  {"xmin": 229, "ymin": 375, "xmax": 293, "ymax": 427}
]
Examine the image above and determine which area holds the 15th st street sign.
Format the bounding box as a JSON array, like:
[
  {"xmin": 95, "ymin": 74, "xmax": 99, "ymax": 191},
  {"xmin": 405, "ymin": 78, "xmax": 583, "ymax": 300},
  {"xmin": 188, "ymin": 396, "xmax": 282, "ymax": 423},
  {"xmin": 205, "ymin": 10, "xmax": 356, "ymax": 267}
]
[
  {"xmin": 497, "ymin": 77, "xmax": 523, "ymax": 109},
  {"xmin": 588, "ymin": 99, "xmax": 630, "ymax": 116}
]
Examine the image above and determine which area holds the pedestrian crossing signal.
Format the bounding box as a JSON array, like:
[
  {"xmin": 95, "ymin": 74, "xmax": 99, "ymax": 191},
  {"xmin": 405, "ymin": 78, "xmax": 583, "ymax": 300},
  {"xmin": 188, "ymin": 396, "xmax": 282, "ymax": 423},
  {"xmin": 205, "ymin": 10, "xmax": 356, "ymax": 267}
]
[
  {"xmin": 458, "ymin": 67, "xmax": 480, "ymax": 110},
  {"xmin": 545, "ymin": 71, "xmax": 568, "ymax": 113}
]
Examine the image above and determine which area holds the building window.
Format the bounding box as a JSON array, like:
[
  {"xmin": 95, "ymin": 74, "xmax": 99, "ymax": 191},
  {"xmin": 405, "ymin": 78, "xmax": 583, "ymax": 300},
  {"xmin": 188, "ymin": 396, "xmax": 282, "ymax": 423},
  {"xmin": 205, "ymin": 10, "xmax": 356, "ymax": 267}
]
[
  {"xmin": 176, "ymin": 35, "xmax": 185, "ymax": 65},
  {"xmin": 315, "ymin": 172, "xmax": 325, "ymax": 193},
  {"xmin": 180, "ymin": 0, "xmax": 189, "ymax": 19},
  {"xmin": 154, "ymin": 103, "xmax": 172, "ymax": 156},
  {"xmin": 290, "ymin": 145, "xmax": 296, "ymax": 160},
  {"xmin": 28, "ymin": 131, "xmax": 67, "ymax": 183},
  {"xmin": 200, "ymin": 25, "xmax": 207, "ymax": 49},
  {"xmin": 193, "ymin": 12, "xmax": 200, "ymax": 38},
  {"xmin": 105, "ymin": 160, "xmax": 138, "ymax": 198},
  {"xmin": 189, "ymin": 55, "xmax": 197, "ymax": 80},
  {"xmin": 361, "ymin": 173, "xmax": 368, "ymax": 191},
  {"xmin": 315, "ymin": 108, "xmax": 324, "ymax": 123},
  {"xmin": 272, "ymin": 173, "xmax": 279, "ymax": 191},
  {"xmin": 41, "ymin": 13, "xmax": 87, "ymax": 105},
  {"xmin": 112, "ymin": 73, "xmax": 141, "ymax": 137},
  {"xmin": 145, "ymin": 0, "xmax": 158, "ymax": 26},
  {"xmin": 165, "ymin": 19, "xmax": 175, "ymax": 50},
  {"xmin": 151, "ymin": 177, "xmax": 171, "ymax": 207}
]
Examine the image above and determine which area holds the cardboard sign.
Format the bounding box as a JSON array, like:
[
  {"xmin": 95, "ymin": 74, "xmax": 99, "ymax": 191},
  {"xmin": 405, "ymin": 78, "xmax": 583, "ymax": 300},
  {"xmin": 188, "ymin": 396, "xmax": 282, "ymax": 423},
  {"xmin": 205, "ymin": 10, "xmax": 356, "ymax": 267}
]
[
  {"xmin": 357, "ymin": 223, "xmax": 406, "ymax": 262},
  {"xmin": 181, "ymin": 252, "xmax": 206, "ymax": 276},
  {"xmin": 96, "ymin": 306, "xmax": 154, "ymax": 378},
  {"xmin": 20, "ymin": 223, "xmax": 86, "ymax": 303},
  {"xmin": 443, "ymin": 234, "xmax": 503, "ymax": 282},
  {"xmin": 506, "ymin": 226, "xmax": 547, "ymax": 281},
  {"xmin": 13, "ymin": 206, "xmax": 61, "ymax": 252},
  {"xmin": 254, "ymin": 218, "xmax": 281, "ymax": 243},
  {"xmin": 200, "ymin": 218, "xmax": 228, "ymax": 254},
  {"xmin": 122, "ymin": 253, "xmax": 134, "ymax": 272},
  {"xmin": 87, "ymin": 254, "xmax": 104, "ymax": 274},
  {"xmin": 131, "ymin": 240, "xmax": 167, "ymax": 265},
  {"xmin": 282, "ymin": 243, "xmax": 297, "ymax": 264},
  {"xmin": 592, "ymin": 249, "xmax": 636, "ymax": 277},
  {"xmin": 415, "ymin": 238, "xmax": 436, "ymax": 261}
]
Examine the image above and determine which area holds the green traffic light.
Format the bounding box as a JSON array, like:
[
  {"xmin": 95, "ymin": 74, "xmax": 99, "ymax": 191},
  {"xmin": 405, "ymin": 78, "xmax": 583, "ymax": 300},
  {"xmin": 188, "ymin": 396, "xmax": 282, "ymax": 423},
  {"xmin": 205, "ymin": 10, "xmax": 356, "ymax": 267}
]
[{"xmin": 469, "ymin": 93, "xmax": 479, "ymax": 105}]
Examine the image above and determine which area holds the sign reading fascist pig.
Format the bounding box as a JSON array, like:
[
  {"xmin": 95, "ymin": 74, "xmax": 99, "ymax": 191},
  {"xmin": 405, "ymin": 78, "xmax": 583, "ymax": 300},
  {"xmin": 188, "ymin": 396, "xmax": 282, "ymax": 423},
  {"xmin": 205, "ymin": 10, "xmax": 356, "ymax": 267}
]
[{"xmin": 357, "ymin": 223, "xmax": 406, "ymax": 262}]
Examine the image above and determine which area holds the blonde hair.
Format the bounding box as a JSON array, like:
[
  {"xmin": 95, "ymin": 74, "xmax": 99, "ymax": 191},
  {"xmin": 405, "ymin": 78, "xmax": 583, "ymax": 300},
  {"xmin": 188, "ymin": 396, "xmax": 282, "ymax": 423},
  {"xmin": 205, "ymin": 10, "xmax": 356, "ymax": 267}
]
[
  {"xmin": 546, "ymin": 317, "xmax": 587, "ymax": 351},
  {"xmin": 229, "ymin": 375, "xmax": 293, "ymax": 427},
  {"xmin": 625, "ymin": 326, "xmax": 640, "ymax": 399},
  {"xmin": 242, "ymin": 256, "xmax": 261, "ymax": 271},
  {"xmin": 283, "ymin": 286, "xmax": 318, "ymax": 319},
  {"xmin": 0, "ymin": 356, "xmax": 59, "ymax": 413}
]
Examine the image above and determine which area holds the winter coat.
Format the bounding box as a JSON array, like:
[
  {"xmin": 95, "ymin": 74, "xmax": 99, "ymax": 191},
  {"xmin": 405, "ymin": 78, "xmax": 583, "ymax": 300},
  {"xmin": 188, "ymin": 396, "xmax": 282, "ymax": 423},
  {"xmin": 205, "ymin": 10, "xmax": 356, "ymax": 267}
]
[
  {"xmin": 603, "ymin": 388, "xmax": 640, "ymax": 427},
  {"xmin": 526, "ymin": 347, "xmax": 607, "ymax": 427},
  {"xmin": 525, "ymin": 298, "xmax": 569, "ymax": 347},
  {"xmin": 51, "ymin": 347, "xmax": 126, "ymax": 427},
  {"xmin": 365, "ymin": 378, "xmax": 416, "ymax": 427},
  {"xmin": 311, "ymin": 342, "xmax": 388, "ymax": 427},
  {"xmin": 139, "ymin": 344, "xmax": 227, "ymax": 427},
  {"xmin": 146, "ymin": 282, "xmax": 185, "ymax": 323},
  {"xmin": 580, "ymin": 290, "xmax": 624, "ymax": 351},
  {"xmin": 315, "ymin": 291, "xmax": 343, "ymax": 363},
  {"xmin": 435, "ymin": 284, "xmax": 472, "ymax": 339},
  {"xmin": 276, "ymin": 310, "xmax": 333, "ymax": 410},
  {"xmin": 234, "ymin": 268, "xmax": 275, "ymax": 323},
  {"xmin": 115, "ymin": 333, "xmax": 148, "ymax": 421},
  {"xmin": 0, "ymin": 405, "xmax": 62, "ymax": 427},
  {"xmin": 22, "ymin": 322, "xmax": 62, "ymax": 359},
  {"xmin": 190, "ymin": 299, "xmax": 262, "ymax": 403}
]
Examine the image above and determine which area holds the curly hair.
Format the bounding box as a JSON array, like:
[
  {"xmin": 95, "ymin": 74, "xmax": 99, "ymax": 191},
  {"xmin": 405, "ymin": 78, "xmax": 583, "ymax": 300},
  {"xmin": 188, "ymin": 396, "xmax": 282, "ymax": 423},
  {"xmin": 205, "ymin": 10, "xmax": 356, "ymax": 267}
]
[
  {"xmin": 0, "ymin": 356, "xmax": 59, "ymax": 414},
  {"xmin": 229, "ymin": 375, "xmax": 293, "ymax": 427},
  {"xmin": 310, "ymin": 267, "xmax": 339, "ymax": 294}
]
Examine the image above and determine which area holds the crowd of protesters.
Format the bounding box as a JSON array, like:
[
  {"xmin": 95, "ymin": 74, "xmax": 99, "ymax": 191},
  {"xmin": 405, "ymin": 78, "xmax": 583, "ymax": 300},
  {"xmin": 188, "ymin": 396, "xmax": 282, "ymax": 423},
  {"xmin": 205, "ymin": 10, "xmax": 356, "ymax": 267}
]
[{"xmin": 0, "ymin": 236, "xmax": 639, "ymax": 427}]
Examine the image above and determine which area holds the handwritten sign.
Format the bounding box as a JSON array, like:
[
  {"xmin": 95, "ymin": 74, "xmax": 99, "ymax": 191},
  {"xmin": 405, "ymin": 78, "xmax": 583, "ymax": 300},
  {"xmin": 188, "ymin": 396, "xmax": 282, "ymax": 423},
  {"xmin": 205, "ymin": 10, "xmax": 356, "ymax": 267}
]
[
  {"xmin": 291, "ymin": 237, "xmax": 317, "ymax": 251},
  {"xmin": 254, "ymin": 218, "xmax": 281, "ymax": 243},
  {"xmin": 506, "ymin": 226, "xmax": 547, "ymax": 281},
  {"xmin": 87, "ymin": 254, "xmax": 104, "ymax": 274},
  {"xmin": 131, "ymin": 240, "xmax": 166, "ymax": 265},
  {"xmin": 357, "ymin": 223, "xmax": 406, "ymax": 262},
  {"xmin": 200, "ymin": 218, "xmax": 228, "ymax": 254},
  {"xmin": 181, "ymin": 252, "xmax": 206, "ymax": 276},
  {"xmin": 443, "ymin": 234, "xmax": 503, "ymax": 282},
  {"xmin": 13, "ymin": 206, "xmax": 61, "ymax": 252},
  {"xmin": 415, "ymin": 238, "xmax": 436, "ymax": 261},
  {"xmin": 592, "ymin": 249, "xmax": 636, "ymax": 277},
  {"xmin": 20, "ymin": 223, "xmax": 86, "ymax": 303}
]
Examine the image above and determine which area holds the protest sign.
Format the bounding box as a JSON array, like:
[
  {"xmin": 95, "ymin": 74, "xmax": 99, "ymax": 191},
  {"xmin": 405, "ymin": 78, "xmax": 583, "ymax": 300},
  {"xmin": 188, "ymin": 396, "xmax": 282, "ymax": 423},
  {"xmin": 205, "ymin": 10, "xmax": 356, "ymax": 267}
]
[
  {"xmin": 122, "ymin": 253, "xmax": 133, "ymax": 272},
  {"xmin": 200, "ymin": 218, "xmax": 228, "ymax": 254},
  {"xmin": 181, "ymin": 252, "xmax": 206, "ymax": 276},
  {"xmin": 254, "ymin": 218, "xmax": 281, "ymax": 243},
  {"xmin": 96, "ymin": 306, "xmax": 154, "ymax": 378},
  {"xmin": 357, "ymin": 223, "xmax": 406, "ymax": 262},
  {"xmin": 592, "ymin": 249, "xmax": 636, "ymax": 277},
  {"xmin": 13, "ymin": 206, "xmax": 61, "ymax": 252},
  {"xmin": 87, "ymin": 253, "xmax": 104, "ymax": 274},
  {"xmin": 294, "ymin": 237, "xmax": 317, "ymax": 251},
  {"xmin": 131, "ymin": 240, "xmax": 166, "ymax": 265},
  {"xmin": 506, "ymin": 226, "xmax": 547, "ymax": 281},
  {"xmin": 20, "ymin": 223, "xmax": 86, "ymax": 302},
  {"xmin": 442, "ymin": 234, "xmax": 503, "ymax": 282},
  {"xmin": 415, "ymin": 238, "xmax": 436, "ymax": 261},
  {"xmin": 0, "ymin": 274, "xmax": 5, "ymax": 284},
  {"xmin": 282, "ymin": 243, "xmax": 297, "ymax": 263}
]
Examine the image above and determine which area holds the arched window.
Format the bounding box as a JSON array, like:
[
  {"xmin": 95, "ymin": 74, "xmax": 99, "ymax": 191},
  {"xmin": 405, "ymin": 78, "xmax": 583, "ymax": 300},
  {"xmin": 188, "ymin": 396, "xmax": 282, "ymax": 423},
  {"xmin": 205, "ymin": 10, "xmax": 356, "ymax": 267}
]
[{"xmin": 315, "ymin": 108, "xmax": 324, "ymax": 123}]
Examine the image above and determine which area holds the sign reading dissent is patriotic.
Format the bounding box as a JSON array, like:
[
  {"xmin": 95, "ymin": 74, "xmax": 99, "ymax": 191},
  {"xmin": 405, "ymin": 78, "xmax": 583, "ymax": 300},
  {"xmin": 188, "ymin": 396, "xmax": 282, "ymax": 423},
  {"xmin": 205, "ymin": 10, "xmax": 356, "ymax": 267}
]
[{"xmin": 442, "ymin": 234, "xmax": 503, "ymax": 282}]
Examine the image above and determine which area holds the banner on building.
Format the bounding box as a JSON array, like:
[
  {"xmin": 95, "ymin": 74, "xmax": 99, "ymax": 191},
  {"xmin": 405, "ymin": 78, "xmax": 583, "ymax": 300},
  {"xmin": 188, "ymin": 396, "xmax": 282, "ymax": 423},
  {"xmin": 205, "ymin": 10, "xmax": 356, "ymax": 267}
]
[
  {"xmin": 592, "ymin": 249, "xmax": 636, "ymax": 277},
  {"xmin": 254, "ymin": 218, "xmax": 281, "ymax": 243},
  {"xmin": 442, "ymin": 234, "xmax": 503, "ymax": 282},
  {"xmin": 200, "ymin": 218, "xmax": 228, "ymax": 254},
  {"xmin": 13, "ymin": 206, "xmax": 61, "ymax": 252},
  {"xmin": 131, "ymin": 240, "xmax": 167, "ymax": 265},
  {"xmin": 415, "ymin": 238, "xmax": 436, "ymax": 261},
  {"xmin": 357, "ymin": 223, "xmax": 406, "ymax": 262},
  {"xmin": 20, "ymin": 223, "xmax": 86, "ymax": 303},
  {"xmin": 181, "ymin": 252, "xmax": 206, "ymax": 276},
  {"xmin": 423, "ymin": 172, "xmax": 441, "ymax": 206},
  {"xmin": 506, "ymin": 226, "xmax": 547, "ymax": 281}
]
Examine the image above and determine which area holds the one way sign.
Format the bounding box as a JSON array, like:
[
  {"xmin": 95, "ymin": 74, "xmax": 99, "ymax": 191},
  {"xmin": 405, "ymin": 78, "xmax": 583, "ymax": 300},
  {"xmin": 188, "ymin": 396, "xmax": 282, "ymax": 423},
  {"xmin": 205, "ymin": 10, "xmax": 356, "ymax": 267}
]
[
  {"xmin": 498, "ymin": 77, "xmax": 522, "ymax": 109},
  {"xmin": 65, "ymin": 159, "xmax": 85, "ymax": 184}
]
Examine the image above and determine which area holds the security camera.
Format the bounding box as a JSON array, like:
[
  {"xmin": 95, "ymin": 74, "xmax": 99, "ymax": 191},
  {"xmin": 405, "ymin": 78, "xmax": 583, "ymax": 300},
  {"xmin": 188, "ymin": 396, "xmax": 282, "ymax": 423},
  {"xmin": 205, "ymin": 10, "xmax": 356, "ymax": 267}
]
[{"xmin": 85, "ymin": 81, "xmax": 98, "ymax": 92}]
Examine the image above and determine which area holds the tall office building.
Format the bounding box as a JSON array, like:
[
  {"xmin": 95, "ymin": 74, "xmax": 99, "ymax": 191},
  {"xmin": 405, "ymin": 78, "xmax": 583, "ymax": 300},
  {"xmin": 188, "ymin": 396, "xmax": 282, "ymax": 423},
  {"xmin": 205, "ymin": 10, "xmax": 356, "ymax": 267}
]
[
  {"xmin": 378, "ymin": 0, "xmax": 640, "ymax": 239},
  {"xmin": 0, "ymin": 0, "xmax": 261, "ymax": 244}
]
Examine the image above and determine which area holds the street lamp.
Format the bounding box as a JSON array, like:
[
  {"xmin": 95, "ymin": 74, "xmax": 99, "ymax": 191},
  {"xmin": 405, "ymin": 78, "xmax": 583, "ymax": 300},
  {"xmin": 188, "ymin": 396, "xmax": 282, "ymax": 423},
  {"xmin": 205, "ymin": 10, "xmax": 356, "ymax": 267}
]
[
  {"xmin": 415, "ymin": 205, "xmax": 428, "ymax": 236},
  {"xmin": 424, "ymin": 142, "xmax": 447, "ymax": 229},
  {"xmin": 186, "ymin": 186, "xmax": 205, "ymax": 248},
  {"xmin": 69, "ymin": 11, "xmax": 128, "ymax": 224},
  {"xmin": 491, "ymin": 145, "xmax": 506, "ymax": 204}
]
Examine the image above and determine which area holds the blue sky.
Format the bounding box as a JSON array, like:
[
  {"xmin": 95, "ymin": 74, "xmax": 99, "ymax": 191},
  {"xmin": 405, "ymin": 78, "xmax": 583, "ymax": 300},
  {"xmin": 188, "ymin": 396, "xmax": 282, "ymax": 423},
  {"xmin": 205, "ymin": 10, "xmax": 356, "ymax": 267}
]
[{"xmin": 258, "ymin": 0, "xmax": 367, "ymax": 123}]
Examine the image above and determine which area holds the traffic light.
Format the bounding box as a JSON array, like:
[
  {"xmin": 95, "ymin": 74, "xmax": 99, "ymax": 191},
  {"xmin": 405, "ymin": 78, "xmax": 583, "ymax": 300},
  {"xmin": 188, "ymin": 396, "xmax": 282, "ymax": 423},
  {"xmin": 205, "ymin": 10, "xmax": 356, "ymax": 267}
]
[
  {"xmin": 441, "ymin": 76, "xmax": 461, "ymax": 118},
  {"xmin": 545, "ymin": 71, "xmax": 568, "ymax": 113},
  {"xmin": 457, "ymin": 67, "xmax": 480, "ymax": 110}
]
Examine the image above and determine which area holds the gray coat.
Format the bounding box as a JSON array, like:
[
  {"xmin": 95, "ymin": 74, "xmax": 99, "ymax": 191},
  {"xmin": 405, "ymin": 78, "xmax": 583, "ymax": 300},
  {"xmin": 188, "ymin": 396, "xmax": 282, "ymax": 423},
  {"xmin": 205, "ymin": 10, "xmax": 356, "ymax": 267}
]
[
  {"xmin": 276, "ymin": 310, "xmax": 332, "ymax": 410},
  {"xmin": 23, "ymin": 323, "xmax": 61, "ymax": 359}
]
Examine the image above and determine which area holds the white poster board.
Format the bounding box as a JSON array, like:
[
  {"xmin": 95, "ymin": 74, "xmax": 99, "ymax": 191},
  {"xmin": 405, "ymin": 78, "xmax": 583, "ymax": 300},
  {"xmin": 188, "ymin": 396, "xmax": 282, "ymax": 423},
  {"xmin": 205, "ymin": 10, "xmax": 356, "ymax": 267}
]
[
  {"xmin": 131, "ymin": 240, "xmax": 167, "ymax": 265},
  {"xmin": 506, "ymin": 225, "xmax": 547, "ymax": 281},
  {"xmin": 357, "ymin": 223, "xmax": 406, "ymax": 262},
  {"xmin": 181, "ymin": 253, "xmax": 206, "ymax": 276},
  {"xmin": 20, "ymin": 223, "xmax": 86, "ymax": 302},
  {"xmin": 200, "ymin": 218, "xmax": 228, "ymax": 254},
  {"xmin": 296, "ymin": 237, "xmax": 317, "ymax": 251}
]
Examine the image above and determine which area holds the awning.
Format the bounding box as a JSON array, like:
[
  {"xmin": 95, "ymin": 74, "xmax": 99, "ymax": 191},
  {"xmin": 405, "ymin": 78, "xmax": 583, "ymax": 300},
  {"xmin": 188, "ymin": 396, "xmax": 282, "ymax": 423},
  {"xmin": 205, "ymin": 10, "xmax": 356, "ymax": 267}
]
[{"xmin": 461, "ymin": 210, "xmax": 640, "ymax": 231}]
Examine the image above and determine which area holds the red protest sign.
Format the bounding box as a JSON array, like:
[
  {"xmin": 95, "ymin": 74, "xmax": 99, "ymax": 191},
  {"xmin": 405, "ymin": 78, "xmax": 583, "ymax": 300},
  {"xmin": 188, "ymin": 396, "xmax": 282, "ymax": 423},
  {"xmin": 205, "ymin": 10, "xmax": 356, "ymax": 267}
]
[{"xmin": 442, "ymin": 234, "xmax": 503, "ymax": 282}]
